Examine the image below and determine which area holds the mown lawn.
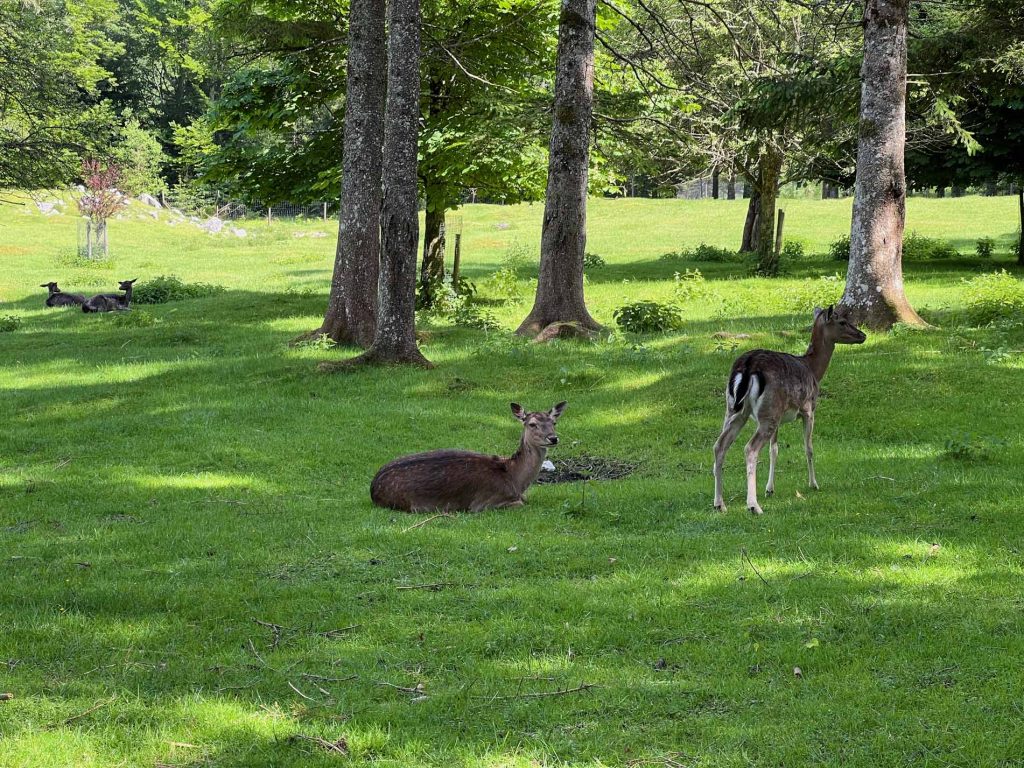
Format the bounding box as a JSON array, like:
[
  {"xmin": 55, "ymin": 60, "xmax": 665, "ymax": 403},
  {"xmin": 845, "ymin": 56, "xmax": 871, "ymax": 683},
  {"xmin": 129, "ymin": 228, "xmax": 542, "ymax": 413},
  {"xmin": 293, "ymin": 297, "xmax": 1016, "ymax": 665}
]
[{"xmin": 1, "ymin": 194, "xmax": 1023, "ymax": 767}]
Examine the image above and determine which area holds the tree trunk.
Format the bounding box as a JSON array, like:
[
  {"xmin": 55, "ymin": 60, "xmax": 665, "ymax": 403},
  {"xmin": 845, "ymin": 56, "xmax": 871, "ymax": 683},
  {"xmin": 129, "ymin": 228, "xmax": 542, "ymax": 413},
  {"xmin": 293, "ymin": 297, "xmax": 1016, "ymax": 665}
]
[
  {"xmin": 756, "ymin": 146, "xmax": 783, "ymax": 275},
  {"xmin": 312, "ymin": 0, "xmax": 385, "ymax": 348},
  {"xmin": 1018, "ymin": 189, "xmax": 1023, "ymax": 266},
  {"xmin": 350, "ymin": 0, "xmax": 431, "ymax": 366},
  {"xmin": 741, "ymin": 189, "xmax": 761, "ymax": 252},
  {"xmin": 727, "ymin": 171, "xmax": 736, "ymax": 200},
  {"xmin": 712, "ymin": 169, "xmax": 720, "ymax": 199},
  {"xmin": 951, "ymin": 185, "xmax": 964, "ymax": 198},
  {"xmin": 516, "ymin": 0, "xmax": 600, "ymax": 337},
  {"xmin": 936, "ymin": 186, "xmax": 945, "ymax": 198},
  {"xmin": 419, "ymin": 186, "xmax": 446, "ymax": 306},
  {"xmin": 840, "ymin": 0, "xmax": 924, "ymax": 329}
]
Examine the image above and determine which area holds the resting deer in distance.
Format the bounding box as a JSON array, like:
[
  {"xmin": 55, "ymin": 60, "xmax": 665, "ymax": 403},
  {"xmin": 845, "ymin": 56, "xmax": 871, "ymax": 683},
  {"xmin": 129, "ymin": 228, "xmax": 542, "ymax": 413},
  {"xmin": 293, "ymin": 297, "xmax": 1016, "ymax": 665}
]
[
  {"xmin": 371, "ymin": 402, "xmax": 567, "ymax": 512},
  {"xmin": 41, "ymin": 282, "xmax": 86, "ymax": 307},
  {"xmin": 712, "ymin": 305, "xmax": 866, "ymax": 515},
  {"xmin": 82, "ymin": 278, "xmax": 137, "ymax": 313}
]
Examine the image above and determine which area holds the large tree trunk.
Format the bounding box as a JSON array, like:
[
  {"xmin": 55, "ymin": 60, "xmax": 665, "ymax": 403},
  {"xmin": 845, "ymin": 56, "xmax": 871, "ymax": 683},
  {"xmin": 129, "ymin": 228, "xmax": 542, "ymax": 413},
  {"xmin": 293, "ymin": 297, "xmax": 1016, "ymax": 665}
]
[
  {"xmin": 312, "ymin": 0, "xmax": 385, "ymax": 348},
  {"xmin": 516, "ymin": 0, "xmax": 600, "ymax": 337},
  {"xmin": 349, "ymin": 0, "xmax": 431, "ymax": 366},
  {"xmin": 712, "ymin": 169, "xmax": 720, "ymax": 199},
  {"xmin": 741, "ymin": 188, "xmax": 761, "ymax": 252},
  {"xmin": 419, "ymin": 186, "xmax": 446, "ymax": 306},
  {"xmin": 840, "ymin": 0, "xmax": 924, "ymax": 329},
  {"xmin": 756, "ymin": 146, "xmax": 783, "ymax": 275}
]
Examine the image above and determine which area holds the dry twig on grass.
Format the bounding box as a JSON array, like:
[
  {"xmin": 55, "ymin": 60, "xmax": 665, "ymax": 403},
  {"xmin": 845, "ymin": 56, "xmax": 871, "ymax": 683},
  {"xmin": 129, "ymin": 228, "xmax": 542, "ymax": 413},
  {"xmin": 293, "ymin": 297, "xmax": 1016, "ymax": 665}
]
[
  {"xmin": 46, "ymin": 695, "xmax": 117, "ymax": 729},
  {"xmin": 288, "ymin": 734, "xmax": 349, "ymax": 755},
  {"xmin": 478, "ymin": 682, "xmax": 597, "ymax": 701}
]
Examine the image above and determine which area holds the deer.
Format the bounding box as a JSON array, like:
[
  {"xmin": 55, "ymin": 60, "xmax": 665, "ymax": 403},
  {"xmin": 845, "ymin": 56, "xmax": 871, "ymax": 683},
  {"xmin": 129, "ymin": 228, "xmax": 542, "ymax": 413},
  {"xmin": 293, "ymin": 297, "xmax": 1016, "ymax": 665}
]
[
  {"xmin": 712, "ymin": 305, "xmax": 866, "ymax": 515},
  {"xmin": 82, "ymin": 278, "xmax": 138, "ymax": 313},
  {"xmin": 41, "ymin": 282, "xmax": 86, "ymax": 307},
  {"xmin": 371, "ymin": 401, "xmax": 567, "ymax": 512}
]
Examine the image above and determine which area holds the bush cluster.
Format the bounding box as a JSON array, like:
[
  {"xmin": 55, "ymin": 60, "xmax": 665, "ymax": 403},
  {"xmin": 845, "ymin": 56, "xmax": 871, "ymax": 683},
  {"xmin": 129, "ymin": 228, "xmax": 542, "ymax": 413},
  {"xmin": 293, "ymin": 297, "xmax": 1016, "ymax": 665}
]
[
  {"xmin": 660, "ymin": 242, "xmax": 739, "ymax": 263},
  {"xmin": 782, "ymin": 274, "xmax": 845, "ymax": 313},
  {"xmin": 962, "ymin": 270, "xmax": 1024, "ymax": 325},
  {"xmin": 132, "ymin": 275, "xmax": 225, "ymax": 304},
  {"xmin": 0, "ymin": 315, "xmax": 22, "ymax": 333},
  {"xmin": 613, "ymin": 300, "xmax": 683, "ymax": 333},
  {"xmin": 583, "ymin": 252, "xmax": 606, "ymax": 269}
]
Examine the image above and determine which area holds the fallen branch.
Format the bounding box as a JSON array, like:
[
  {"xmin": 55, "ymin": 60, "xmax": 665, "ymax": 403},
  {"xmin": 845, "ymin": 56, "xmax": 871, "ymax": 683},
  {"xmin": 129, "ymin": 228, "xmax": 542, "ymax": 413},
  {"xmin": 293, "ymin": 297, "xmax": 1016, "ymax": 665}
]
[
  {"xmin": 301, "ymin": 673, "xmax": 358, "ymax": 684},
  {"xmin": 740, "ymin": 548, "xmax": 771, "ymax": 587},
  {"xmin": 395, "ymin": 582, "xmax": 452, "ymax": 592},
  {"xmin": 316, "ymin": 625, "xmax": 360, "ymax": 639},
  {"xmin": 377, "ymin": 680, "xmax": 425, "ymax": 695},
  {"xmin": 287, "ymin": 680, "xmax": 321, "ymax": 702},
  {"xmin": 480, "ymin": 682, "xmax": 597, "ymax": 701},
  {"xmin": 288, "ymin": 734, "xmax": 349, "ymax": 754},
  {"xmin": 401, "ymin": 513, "xmax": 453, "ymax": 533},
  {"xmin": 47, "ymin": 695, "xmax": 117, "ymax": 729}
]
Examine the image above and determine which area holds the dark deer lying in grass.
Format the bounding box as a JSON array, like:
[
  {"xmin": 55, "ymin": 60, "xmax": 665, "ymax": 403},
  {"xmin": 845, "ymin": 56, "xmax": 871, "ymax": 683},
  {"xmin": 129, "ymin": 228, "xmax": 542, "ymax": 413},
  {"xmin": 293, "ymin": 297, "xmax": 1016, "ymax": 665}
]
[
  {"xmin": 82, "ymin": 278, "xmax": 137, "ymax": 313},
  {"xmin": 712, "ymin": 305, "xmax": 866, "ymax": 515},
  {"xmin": 371, "ymin": 402, "xmax": 567, "ymax": 512},
  {"xmin": 41, "ymin": 282, "xmax": 86, "ymax": 307}
]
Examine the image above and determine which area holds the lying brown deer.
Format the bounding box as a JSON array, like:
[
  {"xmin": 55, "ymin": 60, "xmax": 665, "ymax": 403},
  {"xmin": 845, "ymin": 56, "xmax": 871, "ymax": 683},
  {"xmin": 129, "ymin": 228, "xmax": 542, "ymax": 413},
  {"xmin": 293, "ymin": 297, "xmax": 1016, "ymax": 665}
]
[
  {"xmin": 712, "ymin": 305, "xmax": 866, "ymax": 515},
  {"xmin": 41, "ymin": 282, "xmax": 86, "ymax": 307},
  {"xmin": 82, "ymin": 278, "xmax": 137, "ymax": 313},
  {"xmin": 371, "ymin": 401, "xmax": 567, "ymax": 512}
]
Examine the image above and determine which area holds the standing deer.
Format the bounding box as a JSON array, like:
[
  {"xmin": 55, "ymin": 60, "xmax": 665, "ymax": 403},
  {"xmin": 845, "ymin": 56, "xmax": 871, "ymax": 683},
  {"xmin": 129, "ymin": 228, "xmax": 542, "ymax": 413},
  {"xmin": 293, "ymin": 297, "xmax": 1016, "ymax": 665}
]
[
  {"xmin": 82, "ymin": 278, "xmax": 137, "ymax": 313},
  {"xmin": 41, "ymin": 282, "xmax": 86, "ymax": 307},
  {"xmin": 712, "ymin": 305, "xmax": 866, "ymax": 514},
  {"xmin": 371, "ymin": 402, "xmax": 567, "ymax": 512}
]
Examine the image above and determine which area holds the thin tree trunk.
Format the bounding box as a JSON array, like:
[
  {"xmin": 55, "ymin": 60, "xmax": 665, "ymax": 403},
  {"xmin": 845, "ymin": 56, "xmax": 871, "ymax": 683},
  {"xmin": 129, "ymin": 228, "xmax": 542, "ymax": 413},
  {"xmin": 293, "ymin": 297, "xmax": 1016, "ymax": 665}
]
[
  {"xmin": 756, "ymin": 146, "xmax": 783, "ymax": 275},
  {"xmin": 1018, "ymin": 189, "xmax": 1023, "ymax": 266},
  {"xmin": 516, "ymin": 0, "xmax": 600, "ymax": 337},
  {"xmin": 712, "ymin": 169, "xmax": 720, "ymax": 199},
  {"xmin": 727, "ymin": 170, "xmax": 736, "ymax": 200},
  {"xmin": 741, "ymin": 188, "xmax": 760, "ymax": 252},
  {"xmin": 840, "ymin": 0, "xmax": 924, "ymax": 329},
  {"xmin": 419, "ymin": 187, "xmax": 446, "ymax": 306},
  {"xmin": 310, "ymin": 0, "xmax": 385, "ymax": 348},
  {"xmin": 348, "ymin": 0, "xmax": 431, "ymax": 366},
  {"xmin": 936, "ymin": 186, "xmax": 945, "ymax": 198}
]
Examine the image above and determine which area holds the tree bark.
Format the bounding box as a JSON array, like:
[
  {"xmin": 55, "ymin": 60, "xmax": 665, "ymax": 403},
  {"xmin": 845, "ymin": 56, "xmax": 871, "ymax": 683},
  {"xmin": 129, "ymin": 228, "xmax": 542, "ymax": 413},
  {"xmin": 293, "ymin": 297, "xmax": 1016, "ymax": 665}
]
[
  {"xmin": 712, "ymin": 169, "xmax": 720, "ymax": 199},
  {"xmin": 1018, "ymin": 189, "xmax": 1023, "ymax": 266},
  {"xmin": 756, "ymin": 146, "xmax": 783, "ymax": 275},
  {"xmin": 349, "ymin": 0, "xmax": 431, "ymax": 366},
  {"xmin": 935, "ymin": 186, "xmax": 945, "ymax": 198},
  {"xmin": 312, "ymin": 0, "xmax": 385, "ymax": 348},
  {"xmin": 727, "ymin": 170, "xmax": 736, "ymax": 200},
  {"xmin": 741, "ymin": 188, "xmax": 760, "ymax": 252},
  {"xmin": 516, "ymin": 0, "xmax": 600, "ymax": 337},
  {"xmin": 419, "ymin": 186, "xmax": 446, "ymax": 305},
  {"xmin": 840, "ymin": 0, "xmax": 924, "ymax": 329}
]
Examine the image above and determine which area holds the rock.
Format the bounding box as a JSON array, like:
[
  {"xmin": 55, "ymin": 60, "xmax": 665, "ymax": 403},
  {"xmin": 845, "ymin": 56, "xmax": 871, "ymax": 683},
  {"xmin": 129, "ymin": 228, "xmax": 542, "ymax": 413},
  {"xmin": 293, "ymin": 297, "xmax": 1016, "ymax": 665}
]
[
  {"xmin": 230, "ymin": 228, "xmax": 247, "ymax": 238},
  {"xmin": 138, "ymin": 193, "xmax": 162, "ymax": 208},
  {"xmin": 201, "ymin": 217, "xmax": 224, "ymax": 234}
]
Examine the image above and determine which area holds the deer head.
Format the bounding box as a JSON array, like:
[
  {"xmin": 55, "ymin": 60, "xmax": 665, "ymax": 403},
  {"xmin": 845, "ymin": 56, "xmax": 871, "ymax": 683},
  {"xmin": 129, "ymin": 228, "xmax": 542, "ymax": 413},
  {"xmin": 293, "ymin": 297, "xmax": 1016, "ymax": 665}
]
[
  {"xmin": 814, "ymin": 305, "xmax": 866, "ymax": 345},
  {"xmin": 118, "ymin": 278, "xmax": 139, "ymax": 291},
  {"xmin": 41, "ymin": 282, "xmax": 60, "ymax": 293},
  {"xmin": 511, "ymin": 401, "xmax": 567, "ymax": 449}
]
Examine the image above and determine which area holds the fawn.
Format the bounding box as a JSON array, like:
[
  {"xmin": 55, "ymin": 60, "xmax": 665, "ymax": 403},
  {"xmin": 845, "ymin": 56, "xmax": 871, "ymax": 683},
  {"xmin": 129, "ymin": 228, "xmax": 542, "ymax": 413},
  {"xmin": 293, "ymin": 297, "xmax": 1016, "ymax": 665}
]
[
  {"xmin": 82, "ymin": 278, "xmax": 138, "ymax": 313},
  {"xmin": 712, "ymin": 305, "xmax": 866, "ymax": 514},
  {"xmin": 371, "ymin": 402, "xmax": 567, "ymax": 512},
  {"xmin": 41, "ymin": 282, "xmax": 86, "ymax": 307}
]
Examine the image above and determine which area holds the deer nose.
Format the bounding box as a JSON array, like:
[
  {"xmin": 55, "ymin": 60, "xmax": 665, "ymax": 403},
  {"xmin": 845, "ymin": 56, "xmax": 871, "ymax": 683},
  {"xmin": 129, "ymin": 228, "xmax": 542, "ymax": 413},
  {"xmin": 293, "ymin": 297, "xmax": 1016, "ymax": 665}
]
[{"xmin": 548, "ymin": 437, "xmax": 559, "ymax": 445}]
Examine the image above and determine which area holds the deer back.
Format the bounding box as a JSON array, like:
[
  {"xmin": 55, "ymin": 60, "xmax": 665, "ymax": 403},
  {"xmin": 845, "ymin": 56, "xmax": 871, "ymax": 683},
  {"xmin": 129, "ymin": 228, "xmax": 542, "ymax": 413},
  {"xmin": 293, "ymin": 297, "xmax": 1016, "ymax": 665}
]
[
  {"xmin": 728, "ymin": 349, "xmax": 819, "ymax": 416},
  {"xmin": 371, "ymin": 450, "xmax": 519, "ymax": 512}
]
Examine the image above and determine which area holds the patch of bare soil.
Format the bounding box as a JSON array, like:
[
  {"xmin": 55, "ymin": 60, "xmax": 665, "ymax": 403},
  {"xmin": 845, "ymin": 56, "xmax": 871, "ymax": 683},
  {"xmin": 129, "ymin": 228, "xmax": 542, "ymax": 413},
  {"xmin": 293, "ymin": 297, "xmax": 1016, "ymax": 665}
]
[{"xmin": 537, "ymin": 454, "xmax": 638, "ymax": 484}]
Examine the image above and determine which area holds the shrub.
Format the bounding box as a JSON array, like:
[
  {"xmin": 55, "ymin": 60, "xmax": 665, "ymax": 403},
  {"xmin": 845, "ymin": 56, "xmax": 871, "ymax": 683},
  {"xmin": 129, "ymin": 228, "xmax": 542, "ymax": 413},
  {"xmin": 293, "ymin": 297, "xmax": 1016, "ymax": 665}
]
[
  {"xmin": 828, "ymin": 235, "xmax": 851, "ymax": 261},
  {"xmin": 0, "ymin": 315, "xmax": 22, "ymax": 333},
  {"xmin": 975, "ymin": 237, "xmax": 996, "ymax": 259},
  {"xmin": 962, "ymin": 270, "xmax": 1024, "ymax": 325},
  {"xmin": 112, "ymin": 118, "xmax": 168, "ymax": 197},
  {"xmin": 583, "ymin": 252, "xmax": 606, "ymax": 269},
  {"xmin": 943, "ymin": 432, "xmax": 1005, "ymax": 462},
  {"xmin": 672, "ymin": 269, "xmax": 706, "ymax": 303},
  {"xmin": 903, "ymin": 231, "xmax": 959, "ymax": 260},
  {"xmin": 133, "ymin": 275, "xmax": 225, "ymax": 304},
  {"xmin": 613, "ymin": 300, "xmax": 683, "ymax": 333},
  {"xmin": 781, "ymin": 240, "xmax": 807, "ymax": 260},
  {"xmin": 782, "ymin": 273, "xmax": 845, "ymax": 312},
  {"xmin": 453, "ymin": 303, "xmax": 501, "ymax": 331},
  {"xmin": 483, "ymin": 243, "xmax": 530, "ymax": 304},
  {"xmin": 659, "ymin": 242, "xmax": 738, "ymax": 263}
]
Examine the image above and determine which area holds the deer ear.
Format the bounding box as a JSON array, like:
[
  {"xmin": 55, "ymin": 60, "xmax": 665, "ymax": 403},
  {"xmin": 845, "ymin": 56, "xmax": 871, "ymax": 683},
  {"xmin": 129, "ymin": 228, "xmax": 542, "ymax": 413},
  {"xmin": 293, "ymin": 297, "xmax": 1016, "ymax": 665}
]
[
  {"xmin": 510, "ymin": 403, "xmax": 527, "ymax": 422},
  {"xmin": 549, "ymin": 401, "xmax": 567, "ymax": 421},
  {"xmin": 813, "ymin": 306, "xmax": 824, "ymax": 319},
  {"xmin": 825, "ymin": 304, "xmax": 835, "ymax": 321}
]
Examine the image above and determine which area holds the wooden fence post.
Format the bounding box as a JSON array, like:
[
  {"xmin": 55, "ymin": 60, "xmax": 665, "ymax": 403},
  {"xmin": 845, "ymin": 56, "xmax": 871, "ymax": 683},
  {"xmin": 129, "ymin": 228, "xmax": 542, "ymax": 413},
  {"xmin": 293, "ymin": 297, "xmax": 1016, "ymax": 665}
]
[
  {"xmin": 773, "ymin": 209, "xmax": 785, "ymax": 257},
  {"xmin": 451, "ymin": 233, "xmax": 462, "ymax": 287}
]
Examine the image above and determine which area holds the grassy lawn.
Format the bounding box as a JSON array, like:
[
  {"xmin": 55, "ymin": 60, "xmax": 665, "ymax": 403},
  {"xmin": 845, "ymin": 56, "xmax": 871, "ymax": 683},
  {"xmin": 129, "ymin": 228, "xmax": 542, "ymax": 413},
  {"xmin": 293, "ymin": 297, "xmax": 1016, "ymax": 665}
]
[{"xmin": 1, "ymin": 194, "xmax": 1023, "ymax": 767}]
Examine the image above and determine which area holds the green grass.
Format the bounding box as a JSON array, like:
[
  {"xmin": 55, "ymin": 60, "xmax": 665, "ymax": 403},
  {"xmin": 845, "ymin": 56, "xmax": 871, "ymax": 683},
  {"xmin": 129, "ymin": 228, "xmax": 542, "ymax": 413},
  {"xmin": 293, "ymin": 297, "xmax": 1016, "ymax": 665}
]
[{"xmin": 1, "ymin": 193, "xmax": 1024, "ymax": 767}]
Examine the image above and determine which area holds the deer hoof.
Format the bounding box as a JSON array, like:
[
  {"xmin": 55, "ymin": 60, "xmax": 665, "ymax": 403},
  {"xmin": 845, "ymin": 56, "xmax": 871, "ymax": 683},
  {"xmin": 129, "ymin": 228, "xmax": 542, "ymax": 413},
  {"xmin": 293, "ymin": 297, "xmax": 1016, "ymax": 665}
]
[
  {"xmin": 714, "ymin": 503, "xmax": 727, "ymax": 513},
  {"xmin": 765, "ymin": 488, "xmax": 774, "ymax": 497},
  {"xmin": 809, "ymin": 481, "xmax": 820, "ymax": 491},
  {"xmin": 748, "ymin": 504, "xmax": 764, "ymax": 516}
]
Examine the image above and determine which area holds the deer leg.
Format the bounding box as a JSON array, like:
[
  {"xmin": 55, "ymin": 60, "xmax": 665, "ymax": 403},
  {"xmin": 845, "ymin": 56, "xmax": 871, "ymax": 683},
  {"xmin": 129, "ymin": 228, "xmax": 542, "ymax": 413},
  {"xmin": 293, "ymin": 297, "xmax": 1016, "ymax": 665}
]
[
  {"xmin": 745, "ymin": 426, "xmax": 774, "ymax": 515},
  {"xmin": 713, "ymin": 410, "xmax": 748, "ymax": 511},
  {"xmin": 765, "ymin": 433, "xmax": 779, "ymax": 497},
  {"xmin": 802, "ymin": 411, "xmax": 818, "ymax": 490}
]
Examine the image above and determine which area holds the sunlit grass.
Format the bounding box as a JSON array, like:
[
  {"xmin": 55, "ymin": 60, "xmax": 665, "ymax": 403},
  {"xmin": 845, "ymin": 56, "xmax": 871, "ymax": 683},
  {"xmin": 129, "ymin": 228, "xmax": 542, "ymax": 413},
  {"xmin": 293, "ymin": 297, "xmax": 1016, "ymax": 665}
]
[{"xmin": 1, "ymin": 195, "xmax": 1023, "ymax": 766}]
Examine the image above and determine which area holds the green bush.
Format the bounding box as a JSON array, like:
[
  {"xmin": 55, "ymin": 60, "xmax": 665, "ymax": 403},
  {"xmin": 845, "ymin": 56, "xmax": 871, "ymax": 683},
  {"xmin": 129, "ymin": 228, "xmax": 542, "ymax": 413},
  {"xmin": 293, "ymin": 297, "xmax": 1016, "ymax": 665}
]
[
  {"xmin": 829, "ymin": 235, "xmax": 851, "ymax": 261},
  {"xmin": 583, "ymin": 252, "xmax": 606, "ymax": 269},
  {"xmin": 781, "ymin": 240, "xmax": 807, "ymax": 260},
  {"xmin": 671, "ymin": 269, "xmax": 706, "ymax": 302},
  {"xmin": 782, "ymin": 274, "xmax": 845, "ymax": 313},
  {"xmin": 613, "ymin": 301, "xmax": 683, "ymax": 333},
  {"xmin": 453, "ymin": 303, "xmax": 501, "ymax": 332},
  {"xmin": 963, "ymin": 270, "xmax": 1024, "ymax": 325},
  {"xmin": 660, "ymin": 242, "xmax": 738, "ymax": 263},
  {"xmin": 0, "ymin": 315, "xmax": 22, "ymax": 333},
  {"xmin": 975, "ymin": 237, "xmax": 996, "ymax": 259},
  {"xmin": 133, "ymin": 275, "xmax": 225, "ymax": 304},
  {"xmin": 112, "ymin": 117, "xmax": 168, "ymax": 197},
  {"xmin": 903, "ymin": 232, "xmax": 959, "ymax": 260}
]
